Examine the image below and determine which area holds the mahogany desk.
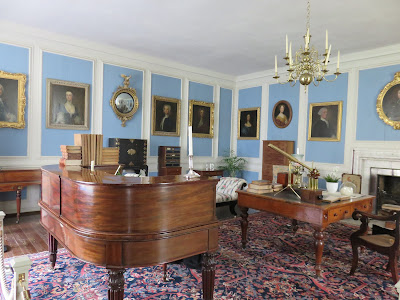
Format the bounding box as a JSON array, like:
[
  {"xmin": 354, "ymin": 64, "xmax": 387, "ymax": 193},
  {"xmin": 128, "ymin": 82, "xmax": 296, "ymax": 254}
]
[
  {"xmin": 0, "ymin": 168, "xmax": 41, "ymax": 223},
  {"xmin": 40, "ymin": 165, "xmax": 219, "ymax": 300},
  {"xmin": 237, "ymin": 190, "xmax": 374, "ymax": 277},
  {"xmin": 194, "ymin": 169, "xmax": 224, "ymax": 177}
]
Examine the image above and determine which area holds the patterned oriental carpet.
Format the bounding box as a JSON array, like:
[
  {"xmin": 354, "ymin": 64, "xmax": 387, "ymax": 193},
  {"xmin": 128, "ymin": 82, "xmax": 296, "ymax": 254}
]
[{"xmin": 3, "ymin": 212, "xmax": 399, "ymax": 299}]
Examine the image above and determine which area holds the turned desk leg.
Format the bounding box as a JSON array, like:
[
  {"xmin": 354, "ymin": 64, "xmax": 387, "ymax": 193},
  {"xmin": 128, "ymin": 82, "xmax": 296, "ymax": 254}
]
[
  {"xmin": 48, "ymin": 233, "xmax": 58, "ymax": 269},
  {"xmin": 107, "ymin": 268, "xmax": 125, "ymax": 300},
  {"xmin": 16, "ymin": 187, "xmax": 22, "ymax": 224},
  {"xmin": 202, "ymin": 252, "xmax": 216, "ymax": 300},
  {"xmin": 313, "ymin": 227, "xmax": 325, "ymax": 277},
  {"xmin": 239, "ymin": 206, "xmax": 249, "ymax": 249}
]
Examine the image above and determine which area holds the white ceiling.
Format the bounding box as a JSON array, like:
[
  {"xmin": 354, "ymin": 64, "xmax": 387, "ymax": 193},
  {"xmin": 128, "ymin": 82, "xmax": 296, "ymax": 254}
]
[{"xmin": 1, "ymin": 0, "xmax": 400, "ymax": 76}]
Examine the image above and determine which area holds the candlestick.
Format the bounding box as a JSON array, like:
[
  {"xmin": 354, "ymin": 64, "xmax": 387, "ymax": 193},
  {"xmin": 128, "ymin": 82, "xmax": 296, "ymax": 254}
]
[
  {"xmin": 337, "ymin": 50, "xmax": 340, "ymax": 69},
  {"xmin": 296, "ymin": 147, "xmax": 300, "ymax": 155},
  {"xmin": 91, "ymin": 160, "xmax": 95, "ymax": 172},
  {"xmin": 188, "ymin": 126, "xmax": 193, "ymax": 156},
  {"xmin": 289, "ymin": 42, "xmax": 292, "ymax": 65},
  {"xmin": 325, "ymin": 45, "xmax": 331, "ymax": 66},
  {"xmin": 275, "ymin": 55, "xmax": 278, "ymax": 74}
]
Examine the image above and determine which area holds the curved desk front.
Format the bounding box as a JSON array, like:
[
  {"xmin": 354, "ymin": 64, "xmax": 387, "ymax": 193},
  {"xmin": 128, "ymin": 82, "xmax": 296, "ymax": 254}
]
[{"xmin": 40, "ymin": 165, "xmax": 219, "ymax": 300}]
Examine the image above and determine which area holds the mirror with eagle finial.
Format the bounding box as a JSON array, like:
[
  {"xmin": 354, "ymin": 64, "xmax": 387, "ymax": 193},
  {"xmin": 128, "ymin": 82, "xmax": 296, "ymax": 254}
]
[{"xmin": 110, "ymin": 74, "xmax": 139, "ymax": 127}]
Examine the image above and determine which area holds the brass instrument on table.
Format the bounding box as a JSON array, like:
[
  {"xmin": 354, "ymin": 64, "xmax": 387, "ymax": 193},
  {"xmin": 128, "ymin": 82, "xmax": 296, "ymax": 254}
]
[{"xmin": 268, "ymin": 144, "xmax": 320, "ymax": 198}]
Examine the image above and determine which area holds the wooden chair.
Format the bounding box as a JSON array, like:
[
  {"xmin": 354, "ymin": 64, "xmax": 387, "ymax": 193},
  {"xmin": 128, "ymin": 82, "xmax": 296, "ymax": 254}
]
[{"xmin": 350, "ymin": 210, "xmax": 400, "ymax": 283}]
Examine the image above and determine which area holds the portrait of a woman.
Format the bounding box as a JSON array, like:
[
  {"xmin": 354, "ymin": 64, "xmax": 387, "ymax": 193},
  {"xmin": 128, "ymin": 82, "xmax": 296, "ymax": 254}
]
[
  {"xmin": 272, "ymin": 100, "xmax": 292, "ymax": 129},
  {"xmin": 238, "ymin": 107, "xmax": 260, "ymax": 140}
]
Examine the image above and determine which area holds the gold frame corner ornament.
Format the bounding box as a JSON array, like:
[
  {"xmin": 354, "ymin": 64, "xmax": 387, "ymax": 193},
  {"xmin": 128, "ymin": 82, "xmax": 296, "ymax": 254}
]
[
  {"xmin": 307, "ymin": 100, "xmax": 343, "ymax": 142},
  {"xmin": 377, "ymin": 71, "xmax": 400, "ymax": 130},
  {"xmin": 188, "ymin": 100, "xmax": 214, "ymax": 138},
  {"xmin": 110, "ymin": 74, "xmax": 139, "ymax": 127},
  {"xmin": 237, "ymin": 107, "xmax": 260, "ymax": 140},
  {"xmin": 0, "ymin": 70, "xmax": 27, "ymax": 129},
  {"xmin": 151, "ymin": 95, "xmax": 181, "ymax": 137}
]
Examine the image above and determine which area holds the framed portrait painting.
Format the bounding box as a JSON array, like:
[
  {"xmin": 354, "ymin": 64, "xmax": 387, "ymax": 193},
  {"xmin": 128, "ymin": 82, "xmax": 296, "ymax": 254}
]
[
  {"xmin": 272, "ymin": 100, "xmax": 292, "ymax": 128},
  {"xmin": 0, "ymin": 70, "xmax": 27, "ymax": 129},
  {"xmin": 237, "ymin": 107, "xmax": 260, "ymax": 140},
  {"xmin": 151, "ymin": 95, "xmax": 181, "ymax": 136},
  {"xmin": 377, "ymin": 71, "xmax": 400, "ymax": 129},
  {"xmin": 46, "ymin": 79, "xmax": 90, "ymax": 130},
  {"xmin": 189, "ymin": 100, "xmax": 214, "ymax": 138},
  {"xmin": 308, "ymin": 101, "xmax": 342, "ymax": 141}
]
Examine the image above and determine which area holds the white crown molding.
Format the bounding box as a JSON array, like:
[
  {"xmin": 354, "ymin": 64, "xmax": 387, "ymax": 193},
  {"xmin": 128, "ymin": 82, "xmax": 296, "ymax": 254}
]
[{"xmin": 0, "ymin": 21, "xmax": 235, "ymax": 88}]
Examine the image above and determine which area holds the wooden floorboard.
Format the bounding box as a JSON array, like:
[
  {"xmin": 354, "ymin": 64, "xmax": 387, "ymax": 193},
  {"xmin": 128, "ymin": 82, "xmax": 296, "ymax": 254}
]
[{"xmin": 3, "ymin": 212, "xmax": 48, "ymax": 258}]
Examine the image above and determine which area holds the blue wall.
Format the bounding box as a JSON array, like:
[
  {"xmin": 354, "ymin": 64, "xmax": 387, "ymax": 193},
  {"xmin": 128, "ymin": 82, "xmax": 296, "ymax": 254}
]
[
  {"xmin": 306, "ymin": 73, "xmax": 348, "ymax": 164},
  {"xmin": 357, "ymin": 65, "xmax": 400, "ymax": 141},
  {"xmin": 0, "ymin": 43, "xmax": 29, "ymax": 156},
  {"xmin": 218, "ymin": 88, "xmax": 232, "ymax": 156},
  {"xmin": 188, "ymin": 81, "xmax": 214, "ymax": 156},
  {"xmin": 268, "ymin": 82, "xmax": 300, "ymax": 145},
  {"xmin": 237, "ymin": 86, "xmax": 262, "ymax": 158},
  {"xmin": 150, "ymin": 74, "xmax": 181, "ymax": 156},
  {"xmin": 102, "ymin": 64, "xmax": 143, "ymax": 146},
  {"xmin": 41, "ymin": 52, "xmax": 93, "ymax": 156},
  {"xmin": 241, "ymin": 170, "xmax": 259, "ymax": 183}
]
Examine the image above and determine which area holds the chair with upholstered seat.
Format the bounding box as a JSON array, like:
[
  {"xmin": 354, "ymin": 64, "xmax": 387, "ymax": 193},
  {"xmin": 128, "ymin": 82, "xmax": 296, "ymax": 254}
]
[
  {"xmin": 216, "ymin": 177, "xmax": 247, "ymax": 216},
  {"xmin": 350, "ymin": 210, "xmax": 400, "ymax": 283}
]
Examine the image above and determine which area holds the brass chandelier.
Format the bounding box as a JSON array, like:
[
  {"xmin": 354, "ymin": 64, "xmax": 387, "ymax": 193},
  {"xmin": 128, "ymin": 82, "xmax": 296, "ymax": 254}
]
[{"xmin": 273, "ymin": 0, "xmax": 341, "ymax": 90}]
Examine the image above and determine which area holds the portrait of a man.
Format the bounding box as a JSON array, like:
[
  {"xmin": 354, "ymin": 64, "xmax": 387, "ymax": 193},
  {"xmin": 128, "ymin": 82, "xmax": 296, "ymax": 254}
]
[
  {"xmin": 272, "ymin": 100, "xmax": 292, "ymax": 129},
  {"xmin": 308, "ymin": 101, "xmax": 342, "ymax": 141},
  {"xmin": 238, "ymin": 107, "xmax": 260, "ymax": 140},
  {"xmin": 189, "ymin": 100, "xmax": 214, "ymax": 138},
  {"xmin": 382, "ymin": 84, "xmax": 400, "ymax": 122},
  {"xmin": 0, "ymin": 80, "xmax": 18, "ymax": 123},
  {"xmin": 152, "ymin": 95, "xmax": 180, "ymax": 136},
  {"xmin": 0, "ymin": 70, "xmax": 26, "ymax": 129},
  {"xmin": 46, "ymin": 79, "xmax": 90, "ymax": 130}
]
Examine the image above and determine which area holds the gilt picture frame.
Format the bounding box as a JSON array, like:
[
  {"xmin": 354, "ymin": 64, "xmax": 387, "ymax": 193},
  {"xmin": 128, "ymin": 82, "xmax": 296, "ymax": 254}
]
[
  {"xmin": 237, "ymin": 107, "xmax": 260, "ymax": 140},
  {"xmin": 189, "ymin": 100, "xmax": 214, "ymax": 138},
  {"xmin": 0, "ymin": 70, "xmax": 27, "ymax": 129},
  {"xmin": 377, "ymin": 72, "xmax": 400, "ymax": 129},
  {"xmin": 151, "ymin": 95, "xmax": 181, "ymax": 137},
  {"xmin": 308, "ymin": 101, "xmax": 342, "ymax": 142},
  {"xmin": 272, "ymin": 100, "xmax": 292, "ymax": 129},
  {"xmin": 46, "ymin": 79, "xmax": 90, "ymax": 130}
]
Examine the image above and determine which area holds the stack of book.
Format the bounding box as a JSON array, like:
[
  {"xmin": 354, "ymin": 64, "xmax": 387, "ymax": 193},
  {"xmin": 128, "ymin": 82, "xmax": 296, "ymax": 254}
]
[
  {"xmin": 102, "ymin": 147, "xmax": 119, "ymax": 165},
  {"xmin": 74, "ymin": 134, "xmax": 103, "ymax": 166},
  {"xmin": 272, "ymin": 183, "xmax": 283, "ymax": 192},
  {"xmin": 59, "ymin": 145, "xmax": 82, "ymax": 166},
  {"xmin": 247, "ymin": 180, "xmax": 273, "ymax": 194}
]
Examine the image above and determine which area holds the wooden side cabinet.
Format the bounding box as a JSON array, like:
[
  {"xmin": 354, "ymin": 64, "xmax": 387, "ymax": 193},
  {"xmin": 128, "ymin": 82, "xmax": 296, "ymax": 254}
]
[
  {"xmin": 262, "ymin": 140, "xmax": 294, "ymax": 182},
  {"xmin": 158, "ymin": 146, "xmax": 181, "ymax": 176}
]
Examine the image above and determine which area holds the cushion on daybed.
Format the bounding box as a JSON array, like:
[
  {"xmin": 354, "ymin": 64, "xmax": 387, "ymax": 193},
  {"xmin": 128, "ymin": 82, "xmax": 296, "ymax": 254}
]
[{"xmin": 216, "ymin": 177, "xmax": 247, "ymax": 203}]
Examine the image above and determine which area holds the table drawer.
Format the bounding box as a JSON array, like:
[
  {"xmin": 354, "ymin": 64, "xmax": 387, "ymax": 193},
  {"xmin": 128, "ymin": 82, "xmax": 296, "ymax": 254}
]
[{"xmin": 328, "ymin": 207, "xmax": 353, "ymax": 223}]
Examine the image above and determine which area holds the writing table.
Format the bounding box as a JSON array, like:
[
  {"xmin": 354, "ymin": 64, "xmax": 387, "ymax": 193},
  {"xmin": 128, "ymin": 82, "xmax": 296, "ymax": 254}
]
[{"xmin": 237, "ymin": 190, "xmax": 374, "ymax": 277}]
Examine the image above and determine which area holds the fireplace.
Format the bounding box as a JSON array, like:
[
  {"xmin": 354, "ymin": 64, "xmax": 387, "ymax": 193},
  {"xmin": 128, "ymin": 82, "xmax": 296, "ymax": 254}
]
[{"xmin": 376, "ymin": 174, "xmax": 400, "ymax": 211}]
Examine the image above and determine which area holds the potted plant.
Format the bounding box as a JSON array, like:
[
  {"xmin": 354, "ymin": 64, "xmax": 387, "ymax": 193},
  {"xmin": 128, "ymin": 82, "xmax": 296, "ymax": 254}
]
[
  {"xmin": 324, "ymin": 166, "xmax": 340, "ymax": 193},
  {"xmin": 219, "ymin": 151, "xmax": 247, "ymax": 177}
]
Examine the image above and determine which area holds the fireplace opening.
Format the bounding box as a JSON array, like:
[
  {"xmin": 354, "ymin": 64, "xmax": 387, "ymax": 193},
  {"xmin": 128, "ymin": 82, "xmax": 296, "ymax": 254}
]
[{"xmin": 377, "ymin": 174, "xmax": 400, "ymax": 211}]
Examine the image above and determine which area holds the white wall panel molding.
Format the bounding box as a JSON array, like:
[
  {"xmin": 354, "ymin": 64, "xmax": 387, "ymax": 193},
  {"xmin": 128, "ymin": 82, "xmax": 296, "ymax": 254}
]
[
  {"xmin": 231, "ymin": 88, "xmax": 239, "ymax": 154},
  {"xmin": 180, "ymin": 78, "xmax": 189, "ymax": 161},
  {"xmin": 297, "ymin": 87, "xmax": 308, "ymax": 156},
  {"xmin": 142, "ymin": 69, "xmax": 152, "ymax": 140},
  {"xmin": 92, "ymin": 59, "xmax": 103, "ymax": 134},
  {"xmin": 213, "ymin": 85, "xmax": 220, "ymax": 159}
]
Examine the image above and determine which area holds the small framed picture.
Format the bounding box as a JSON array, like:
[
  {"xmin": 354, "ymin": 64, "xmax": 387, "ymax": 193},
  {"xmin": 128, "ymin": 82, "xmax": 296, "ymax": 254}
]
[
  {"xmin": 189, "ymin": 100, "xmax": 214, "ymax": 138},
  {"xmin": 308, "ymin": 101, "xmax": 342, "ymax": 141},
  {"xmin": 272, "ymin": 100, "xmax": 292, "ymax": 128},
  {"xmin": 151, "ymin": 95, "xmax": 181, "ymax": 136},
  {"xmin": 342, "ymin": 173, "xmax": 362, "ymax": 194},
  {"xmin": 46, "ymin": 79, "xmax": 90, "ymax": 130},
  {"xmin": 237, "ymin": 107, "xmax": 260, "ymax": 140},
  {"xmin": 377, "ymin": 72, "xmax": 400, "ymax": 129},
  {"xmin": 0, "ymin": 70, "xmax": 27, "ymax": 129}
]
